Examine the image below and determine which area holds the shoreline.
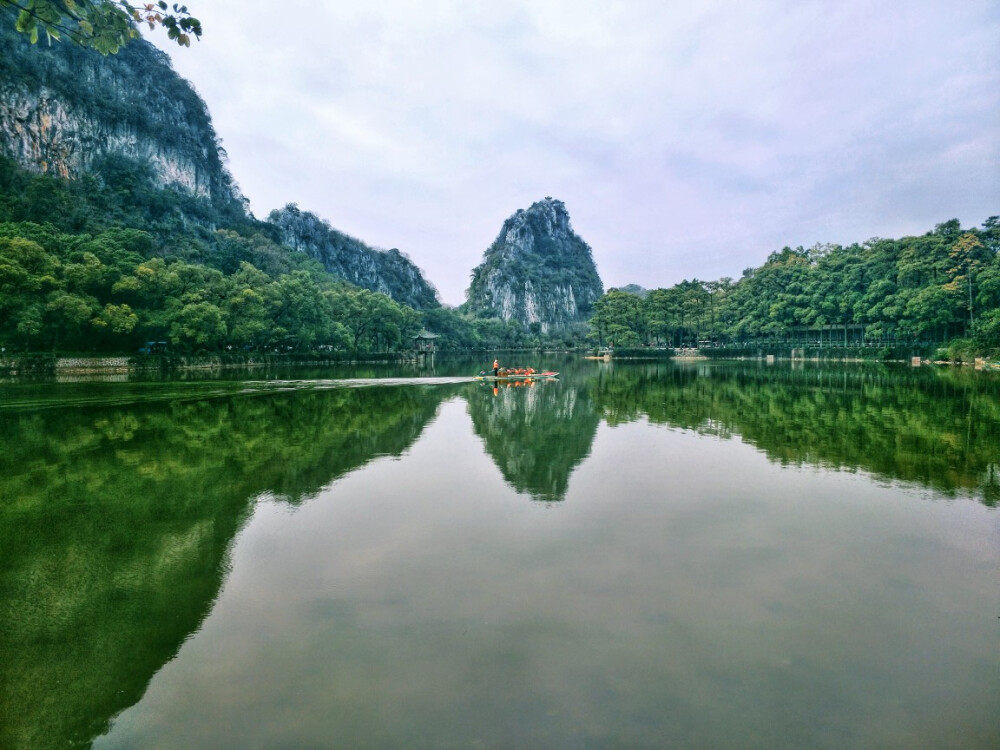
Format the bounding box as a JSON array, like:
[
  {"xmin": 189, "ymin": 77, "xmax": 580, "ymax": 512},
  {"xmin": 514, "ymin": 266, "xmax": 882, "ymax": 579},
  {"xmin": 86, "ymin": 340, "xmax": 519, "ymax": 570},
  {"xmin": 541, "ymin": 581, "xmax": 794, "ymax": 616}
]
[
  {"xmin": 0, "ymin": 353, "xmax": 416, "ymax": 378},
  {"xmin": 3, "ymin": 352, "xmax": 998, "ymax": 380}
]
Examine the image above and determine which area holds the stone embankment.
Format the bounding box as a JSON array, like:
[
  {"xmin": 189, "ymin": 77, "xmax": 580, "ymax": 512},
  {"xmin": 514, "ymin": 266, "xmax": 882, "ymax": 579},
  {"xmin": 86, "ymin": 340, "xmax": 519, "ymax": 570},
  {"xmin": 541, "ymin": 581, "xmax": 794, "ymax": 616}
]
[
  {"xmin": 1, "ymin": 355, "xmax": 157, "ymax": 377},
  {"xmin": 56, "ymin": 357, "xmax": 132, "ymax": 373}
]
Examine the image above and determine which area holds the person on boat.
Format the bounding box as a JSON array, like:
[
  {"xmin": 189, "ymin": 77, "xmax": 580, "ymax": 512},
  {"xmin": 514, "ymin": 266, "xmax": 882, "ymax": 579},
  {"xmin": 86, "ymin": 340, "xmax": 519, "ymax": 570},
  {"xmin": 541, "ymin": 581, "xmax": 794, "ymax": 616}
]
[{"xmin": 492, "ymin": 359, "xmax": 499, "ymax": 377}]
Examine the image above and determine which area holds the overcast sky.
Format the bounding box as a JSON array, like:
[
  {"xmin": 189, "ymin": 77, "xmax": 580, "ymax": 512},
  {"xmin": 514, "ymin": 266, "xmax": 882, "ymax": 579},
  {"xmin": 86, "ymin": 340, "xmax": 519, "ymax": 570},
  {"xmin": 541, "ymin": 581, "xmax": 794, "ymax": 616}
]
[{"xmin": 152, "ymin": 1, "xmax": 1000, "ymax": 305}]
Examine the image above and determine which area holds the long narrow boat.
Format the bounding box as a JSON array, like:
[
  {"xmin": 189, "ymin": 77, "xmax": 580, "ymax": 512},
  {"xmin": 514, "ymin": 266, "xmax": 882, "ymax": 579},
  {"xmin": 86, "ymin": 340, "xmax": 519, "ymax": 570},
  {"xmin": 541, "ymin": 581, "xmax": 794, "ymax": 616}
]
[{"xmin": 475, "ymin": 370, "xmax": 559, "ymax": 381}]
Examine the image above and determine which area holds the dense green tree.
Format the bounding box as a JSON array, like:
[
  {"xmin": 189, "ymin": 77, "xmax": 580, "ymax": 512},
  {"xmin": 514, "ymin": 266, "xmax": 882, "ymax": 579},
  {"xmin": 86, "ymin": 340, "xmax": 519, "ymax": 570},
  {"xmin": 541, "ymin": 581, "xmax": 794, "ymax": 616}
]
[
  {"xmin": 589, "ymin": 217, "xmax": 1000, "ymax": 353},
  {"xmin": 0, "ymin": 227, "xmax": 440, "ymax": 354},
  {"xmin": 589, "ymin": 288, "xmax": 647, "ymax": 347},
  {"xmin": 946, "ymin": 233, "xmax": 989, "ymax": 330},
  {"xmin": 645, "ymin": 287, "xmax": 681, "ymax": 345},
  {"xmin": 0, "ymin": 236, "xmax": 60, "ymax": 347},
  {"xmin": 92, "ymin": 302, "xmax": 138, "ymax": 334},
  {"xmin": 169, "ymin": 300, "xmax": 225, "ymax": 350},
  {"xmin": 45, "ymin": 289, "xmax": 97, "ymax": 349},
  {"xmin": 340, "ymin": 289, "xmax": 392, "ymax": 352},
  {"xmin": 221, "ymin": 262, "xmax": 273, "ymax": 349},
  {"xmin": 419, "ymin": 306, "xmax": 479, "ymax": 350}
]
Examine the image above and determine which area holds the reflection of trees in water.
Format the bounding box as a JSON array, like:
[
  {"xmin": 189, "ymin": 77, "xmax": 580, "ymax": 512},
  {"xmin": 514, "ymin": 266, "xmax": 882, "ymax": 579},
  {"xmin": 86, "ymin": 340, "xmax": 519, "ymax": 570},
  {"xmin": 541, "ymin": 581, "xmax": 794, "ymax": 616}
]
[
  {"xmin": 3, "ymin": 362, "xmax": 997, "ymax": 748},
  {"xmin": 591, "ymin": 362, "xmax": 1000, "ymax": 505},
  {"xmin": 0, "ymin": 384, "xmax": 455, "ymax": 750},
  {"xmin": 465, "ymin": 380, "xmax": 600, "ymax": 502}
]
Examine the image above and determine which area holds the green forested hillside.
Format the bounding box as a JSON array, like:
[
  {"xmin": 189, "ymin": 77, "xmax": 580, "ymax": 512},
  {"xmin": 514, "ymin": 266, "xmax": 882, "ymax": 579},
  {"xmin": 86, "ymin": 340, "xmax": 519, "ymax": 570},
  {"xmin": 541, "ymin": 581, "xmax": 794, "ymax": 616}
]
[
  {"xmin": 0, "ymin": 155, "xmax": 428, "ymax": 353},
  {"xmin": 590, "ymin": 218, "xmax": 1000, "ymax": 355},
  {"xmin": 0, "ymin": 155, "xmax": 561, "ymax": 354}
]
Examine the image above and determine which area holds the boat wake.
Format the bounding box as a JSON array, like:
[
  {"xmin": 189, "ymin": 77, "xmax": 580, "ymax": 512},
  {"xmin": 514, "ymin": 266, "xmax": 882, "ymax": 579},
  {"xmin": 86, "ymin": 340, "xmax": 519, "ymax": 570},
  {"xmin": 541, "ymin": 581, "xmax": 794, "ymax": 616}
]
[{"xmin": 241, "ymin": 376, "xmax": 478, "ymax": 392}]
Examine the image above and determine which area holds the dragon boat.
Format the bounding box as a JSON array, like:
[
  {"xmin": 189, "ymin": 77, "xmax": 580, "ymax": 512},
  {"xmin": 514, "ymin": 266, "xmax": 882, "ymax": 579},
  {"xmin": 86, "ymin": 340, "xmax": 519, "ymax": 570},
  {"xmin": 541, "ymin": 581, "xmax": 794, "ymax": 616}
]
[{"xmin": 475, "ymin": 369, "xmax": 559, "ymax": 381}]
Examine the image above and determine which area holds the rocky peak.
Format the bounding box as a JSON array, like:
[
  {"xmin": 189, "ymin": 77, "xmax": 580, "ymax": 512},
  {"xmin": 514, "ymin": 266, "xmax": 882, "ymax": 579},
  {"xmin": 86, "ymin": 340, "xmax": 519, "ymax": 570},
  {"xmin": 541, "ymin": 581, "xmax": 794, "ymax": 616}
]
[
  {"xmin": 501, "ymin": 197, "xmax": 573, "ymax": 253},
  {"xmin": 465, "ymin": 198, "xmax": 603, "ymax": 331}
]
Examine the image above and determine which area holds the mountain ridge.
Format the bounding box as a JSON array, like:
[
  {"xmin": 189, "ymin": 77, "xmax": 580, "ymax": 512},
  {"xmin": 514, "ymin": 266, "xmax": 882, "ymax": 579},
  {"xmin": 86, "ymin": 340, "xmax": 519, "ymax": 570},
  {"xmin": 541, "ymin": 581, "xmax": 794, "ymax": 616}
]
[{"xmin": 267, "ymin": 204, "xmax": 439, "ymax": 310}]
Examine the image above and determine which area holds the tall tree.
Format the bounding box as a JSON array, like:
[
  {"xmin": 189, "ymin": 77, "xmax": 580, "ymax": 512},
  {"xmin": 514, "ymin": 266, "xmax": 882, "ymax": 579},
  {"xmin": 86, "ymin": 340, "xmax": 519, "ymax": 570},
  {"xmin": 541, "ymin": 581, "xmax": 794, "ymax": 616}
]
[
  {"xmin": 945, "ymin": 233, "xmax": 988, "ymax": 331},
  {"xmin": 589, "ymin": 289, "xmax": 646, "ymax": 347}
]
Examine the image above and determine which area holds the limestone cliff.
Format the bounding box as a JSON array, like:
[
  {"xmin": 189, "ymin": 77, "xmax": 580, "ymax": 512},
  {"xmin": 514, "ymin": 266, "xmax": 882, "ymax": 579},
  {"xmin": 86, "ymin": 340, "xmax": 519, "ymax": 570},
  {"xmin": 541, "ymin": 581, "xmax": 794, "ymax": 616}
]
[
  {"xmin": 0, "ymin": 17, "xmax": 240, "ymax": 210},
  {"xmin": 268, "ymin": 205, "xmax": 439, "ymax": 309},
  {"xmin": 465, "ymin": 198, "xmax": 603, "ymax": 331}
]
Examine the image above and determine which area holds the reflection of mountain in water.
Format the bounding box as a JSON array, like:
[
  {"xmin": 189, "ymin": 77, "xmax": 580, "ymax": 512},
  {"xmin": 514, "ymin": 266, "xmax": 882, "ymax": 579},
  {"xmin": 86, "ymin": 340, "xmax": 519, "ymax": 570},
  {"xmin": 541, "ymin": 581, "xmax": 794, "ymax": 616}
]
[
  {"xmin": 465, "ymin": 380, "xmax": 600, "ymax": 502},
  {"xmin": 0, "ymin": 384, "xmax": 457, "ymax": 750},
  {"xmin": 591, "ymin": 361, "xmax": 1000, "ymax": 505}
]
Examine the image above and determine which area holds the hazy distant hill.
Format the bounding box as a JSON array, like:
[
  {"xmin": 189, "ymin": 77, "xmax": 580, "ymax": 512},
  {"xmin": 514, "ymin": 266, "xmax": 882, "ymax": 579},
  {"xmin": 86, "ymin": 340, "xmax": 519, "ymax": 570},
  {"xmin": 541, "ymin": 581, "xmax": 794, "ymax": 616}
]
[{"xmin": 618, "ymin": 284, "xmax": 649, "ymax": 298}]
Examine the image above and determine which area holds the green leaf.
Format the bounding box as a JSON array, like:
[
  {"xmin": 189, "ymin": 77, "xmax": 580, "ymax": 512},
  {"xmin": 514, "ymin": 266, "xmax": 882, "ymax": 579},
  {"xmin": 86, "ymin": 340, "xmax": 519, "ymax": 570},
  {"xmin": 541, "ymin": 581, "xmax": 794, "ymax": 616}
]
[{"xmin": 15, "ymin": 9, "xmax": 34, "ymax": 34}]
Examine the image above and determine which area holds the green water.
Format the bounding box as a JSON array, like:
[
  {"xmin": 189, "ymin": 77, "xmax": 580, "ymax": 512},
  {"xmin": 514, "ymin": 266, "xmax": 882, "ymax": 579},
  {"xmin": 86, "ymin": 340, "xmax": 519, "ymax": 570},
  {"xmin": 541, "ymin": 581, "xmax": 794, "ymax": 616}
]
[{"xmin": 1, "ymin": 358, "xmax": 997, "ymax": 749}]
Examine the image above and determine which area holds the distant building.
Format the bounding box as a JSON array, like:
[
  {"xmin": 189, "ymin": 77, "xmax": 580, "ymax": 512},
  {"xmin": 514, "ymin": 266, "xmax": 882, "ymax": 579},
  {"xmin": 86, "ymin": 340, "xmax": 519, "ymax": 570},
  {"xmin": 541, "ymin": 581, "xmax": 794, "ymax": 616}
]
[{"xmin": 412, "ymin": 331, "xmax": 439, "ymax": 353}]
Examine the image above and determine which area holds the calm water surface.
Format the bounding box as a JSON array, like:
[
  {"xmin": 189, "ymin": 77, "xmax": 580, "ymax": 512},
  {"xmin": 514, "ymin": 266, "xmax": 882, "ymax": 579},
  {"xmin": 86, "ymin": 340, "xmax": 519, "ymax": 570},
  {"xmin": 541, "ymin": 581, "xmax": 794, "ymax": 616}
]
[{"xmin": 1, "ymin": 358, "xmax": 997, "ymax": 749}]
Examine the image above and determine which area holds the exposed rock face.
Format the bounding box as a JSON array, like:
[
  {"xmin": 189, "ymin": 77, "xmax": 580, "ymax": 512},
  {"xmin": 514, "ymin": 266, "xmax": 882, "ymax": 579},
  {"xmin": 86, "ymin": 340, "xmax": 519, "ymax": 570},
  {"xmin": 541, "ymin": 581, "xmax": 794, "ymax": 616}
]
[
  {"xmin": 0, "ymin": 20, "xmax": 240, "ymax": 209},
  {"xmin": 268, "ymin": 205, "xmax": 439, "ymax": 309},
  {"xmin": 466, "ymin": 198, "xmax": 603, "ymax": 331}
]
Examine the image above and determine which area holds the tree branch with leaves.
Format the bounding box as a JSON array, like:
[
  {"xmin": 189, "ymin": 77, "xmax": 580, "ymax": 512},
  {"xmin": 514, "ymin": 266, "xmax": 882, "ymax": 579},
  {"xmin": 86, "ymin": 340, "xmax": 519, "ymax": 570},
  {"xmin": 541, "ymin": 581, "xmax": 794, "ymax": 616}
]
[{"xmin": 1, "ymin": 0, "xmax": 201, "ymax": 53}]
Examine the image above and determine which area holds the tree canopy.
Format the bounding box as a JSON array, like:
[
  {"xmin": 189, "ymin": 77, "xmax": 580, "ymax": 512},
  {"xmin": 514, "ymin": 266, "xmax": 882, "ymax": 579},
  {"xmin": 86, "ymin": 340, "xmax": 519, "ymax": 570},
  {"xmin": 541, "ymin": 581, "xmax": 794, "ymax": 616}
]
[{"xmin": 587, "ymin": 218, "xmax": 1000, "ymax": 354}]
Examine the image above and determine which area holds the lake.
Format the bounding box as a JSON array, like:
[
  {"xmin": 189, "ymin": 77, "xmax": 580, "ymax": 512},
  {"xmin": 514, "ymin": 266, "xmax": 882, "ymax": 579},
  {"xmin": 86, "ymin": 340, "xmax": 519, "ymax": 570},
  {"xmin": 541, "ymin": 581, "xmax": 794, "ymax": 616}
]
[{"xmin": 1, "ymin": 357, "xmax": 997, "ymax": 749}]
